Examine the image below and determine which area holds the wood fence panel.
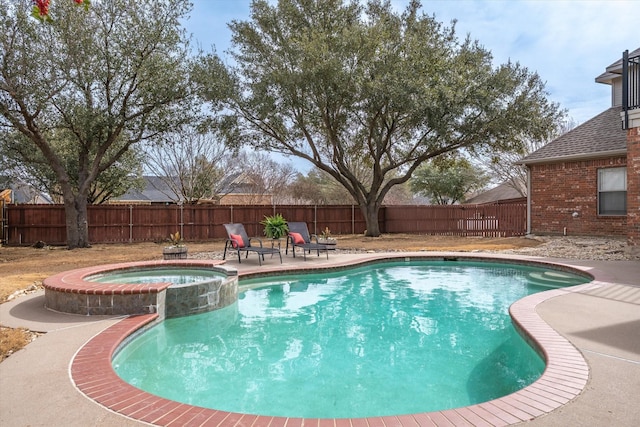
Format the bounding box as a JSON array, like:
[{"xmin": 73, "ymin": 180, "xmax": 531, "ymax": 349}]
[
  {"xmin": 130, "ymin": 205, "xmax": 179, "ymax": 243},
  {"xmin": 226, "ymin": 205, "xmax": 274, "ymax": 237},
  {"xmin": 271, "ymin": 205, "xmax": 316, "ymax": 234},
  {"xmin": 182, "ymin": 206, "xmax": 216, "ymax": 241},
  {"xmin": 3, "ymin": 203, "xmax": 526, "ymax": 245},
  {"xmin": 384, "ymin": 204, "xmax": 527, "ymax": 237},
  {"xmin": 268, "ymin": 205, "xmax": 366, "ymax": 235},
  {"xmin": 88, "ymin": 205, "xmax": 131, "ymax": 243},
  {"xmin": 5, "ymin": 205, "xmax": 66, "ymax": 245},
  {"xmin": 315, "ymin": 205, "xmax": 365, "ymax": 235}
]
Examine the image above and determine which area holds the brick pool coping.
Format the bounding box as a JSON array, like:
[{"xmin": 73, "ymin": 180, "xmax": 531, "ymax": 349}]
[
  {"xmin": 44, "ymin": 260, "xmax": 228, "ymax": 295},
  {"xmin": 71, "ymin": 254, "xmax": 602, "ymax": 427}
]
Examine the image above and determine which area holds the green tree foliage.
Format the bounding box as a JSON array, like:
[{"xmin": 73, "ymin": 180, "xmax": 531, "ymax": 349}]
[
  {"xmin": 195, "ymin": 0, "xmax": 563, "ymax": 236},
  {"xmin": 288, "ymin": 168, "xmax": 355, "ymax": 205},
  {"xmin": 289, "ymin": 167, "xmax": 413, "ymax": 205},
  {"xmin": 410, "ymin": 155, "xmax": 489, "ymax": 204},
  {"xmin": 0, "ymin": 0, "xmax": 196, "ymax": 248},
  {"xmin": 1, "ymin": 130, "xmax": 145, "ymax": 204}
]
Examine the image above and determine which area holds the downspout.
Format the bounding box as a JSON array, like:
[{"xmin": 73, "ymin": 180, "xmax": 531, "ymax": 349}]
[
  {"xmin": 526, "ymin": 166, "xmax": 532, "ymax": 235},
  {"xmin": 622, "ymin": 49, "xmax": 629, "ymax": 129}
]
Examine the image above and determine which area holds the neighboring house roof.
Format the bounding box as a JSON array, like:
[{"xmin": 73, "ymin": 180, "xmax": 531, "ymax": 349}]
[
  {"xmin": 219, "ymin": 172, "xmax": 255, "ymax": 194},
  {"xmin": 1, "ymin": 181, "xmax": 52, "ymax": 204},
  {"xmin": 518, "ymin": 107, "xmax": 627, "ymax": 165},
  {"xmin": 113, "ymin": 174, "xmax": 264, "ymax": 204},
  {"xmin": 114, "ymin": 176, "xmax": 177, "ymax": 203},
  {"xmin": 595, "ymin": 47, "xmax": 640, "ymax": 84},
  {"xmin": 464, "ymin": 182, "xmax": 524, "ymax": 204}
]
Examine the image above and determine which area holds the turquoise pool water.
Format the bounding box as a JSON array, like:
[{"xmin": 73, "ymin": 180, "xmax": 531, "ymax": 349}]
[
  {"xmin": 87, "ymin": 267, "xmax": 223, "ymax": 285},
  {"xmin": 112, "ymin": 260, "xmax": 589, "ymax": 418}
]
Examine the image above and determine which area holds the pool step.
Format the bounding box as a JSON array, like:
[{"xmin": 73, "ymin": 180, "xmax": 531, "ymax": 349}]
[{"xmin": 527, "ymin": 271, "xmax": 580, "ymax": 288}]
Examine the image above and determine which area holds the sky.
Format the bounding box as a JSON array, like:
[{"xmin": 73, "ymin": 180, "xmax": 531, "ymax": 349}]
[{"xmin": 183, "ymin": 0, "xmax": 639, "ymax": 171}]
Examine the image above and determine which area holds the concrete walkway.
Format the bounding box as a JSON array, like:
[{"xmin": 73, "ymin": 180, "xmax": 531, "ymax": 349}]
[{"xmin": 1, "ymin": 253, "xmax": 639, "ymax": 426}]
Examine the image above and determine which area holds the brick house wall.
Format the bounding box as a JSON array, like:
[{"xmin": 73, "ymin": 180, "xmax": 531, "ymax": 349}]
[
  {"xmin": 529, "ymin": 156, "xmax": 628, "ymax": 236},
  {"xmin": 628, "ymin": 127, "xmax": 640, "ymax": 245}
]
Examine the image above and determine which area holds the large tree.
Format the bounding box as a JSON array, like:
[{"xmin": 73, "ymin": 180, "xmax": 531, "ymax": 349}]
[
  {"xmin": 410, "ymin": 155, "xmax": 489, "ymax": 205},
  {"xmin": 289, "ymin": 168, "xmax": 355, "ymax": 205},
  {"xmin": 0, "ymin": 0, "xmax": 196, "ymax": 248},
  {"xmin": 144, "ymin": 130, "xmax": 239, "ymax": 204},
  {"xmin": 1, "ymin": 130, "xmax": 146, "ymax": 204},
  {"xmin": 235, "ymin": 151, "xmax": 298, "ymax": 205},
  {"xmin": 196, "ymin": 0, "xmax": 563, "ymax": 236}
]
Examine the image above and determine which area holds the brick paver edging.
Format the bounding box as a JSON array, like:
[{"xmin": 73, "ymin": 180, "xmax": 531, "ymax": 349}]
[
  {"xmin": 71, "ymin": 255, "xmax": 596, "ymax": 427},
  {"xmin": 44, "ymin": 260, "xmax": 227, "ymax": 295}
]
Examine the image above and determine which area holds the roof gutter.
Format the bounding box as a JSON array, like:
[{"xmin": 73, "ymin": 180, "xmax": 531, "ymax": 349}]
[{"xmin": 517, "ymin": 149, "xmax": 627, "ymax": 165}]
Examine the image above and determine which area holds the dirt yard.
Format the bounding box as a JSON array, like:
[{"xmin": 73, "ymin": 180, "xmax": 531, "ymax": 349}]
[{"xmin": 0, "ymin": 234, "xmax": 541, "ymax": 360}]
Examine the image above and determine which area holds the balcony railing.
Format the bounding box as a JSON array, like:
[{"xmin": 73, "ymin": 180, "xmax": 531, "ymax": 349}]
[{"xmin": 622, "ymin": 49, "xmax": 640, "ymax": 129}]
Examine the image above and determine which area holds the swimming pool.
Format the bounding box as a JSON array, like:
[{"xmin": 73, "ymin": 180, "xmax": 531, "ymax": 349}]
[{"xmin": 112, "ymin": 260, "xmax": 589, "ymax": 418}]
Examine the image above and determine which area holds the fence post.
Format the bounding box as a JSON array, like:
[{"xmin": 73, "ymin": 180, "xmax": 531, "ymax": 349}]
[
  {"xmin": 352, "ymin": 205, "xmax": 355, "ymax": 234},
  {"xmin": 0, "ymin": 200, "xmax": 5, "ymax": 244},
  {"xmin": 314, "ymin": 205, "xmax": 317, "ymax": 234},
  {"xmin": 1, "ymin": 200, "xmax": 4, "ymax": 244},
  {"xmin": 129, "ymin": 205, "xmax": 133, "ymax": 243},
  {"xmin": 179, "ymin": 202, "xmax": 184, "ymax": 238}
]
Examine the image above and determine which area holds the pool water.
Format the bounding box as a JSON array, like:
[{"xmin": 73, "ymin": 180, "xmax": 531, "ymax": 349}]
[
  {"xmin": 87, "ymin": 267, "xmax": 223, "ymax": 285},
  {"xmin": 112, "ymin": 261, "xmax": 589, "ymax": 418}
]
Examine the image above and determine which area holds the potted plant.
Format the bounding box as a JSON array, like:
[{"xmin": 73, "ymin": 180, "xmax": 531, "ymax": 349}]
[
  {"xmin": 261, "ymin": 214, "xmax": 289, "ymax": 239},
  {"xmin": 317, "ymin": 227, "xmax": 337, "ymax": 245},
  {"xmin": 163, "ymin": 231, "xmax": 188, "ymax": 260}
]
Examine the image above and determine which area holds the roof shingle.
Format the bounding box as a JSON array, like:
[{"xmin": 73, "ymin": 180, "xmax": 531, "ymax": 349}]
[{"xmin": 519, "ymin": 107, "xmax": 627, "ymax": 164}]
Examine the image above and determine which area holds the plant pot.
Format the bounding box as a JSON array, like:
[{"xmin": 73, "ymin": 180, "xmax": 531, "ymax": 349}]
[
  {"xmin": 163, "ymin": 246, "xmax": 188, "ymax": 260},
  {"xmin": 317, "ymin": 238, "xmax": 337, "ymax": 246}
]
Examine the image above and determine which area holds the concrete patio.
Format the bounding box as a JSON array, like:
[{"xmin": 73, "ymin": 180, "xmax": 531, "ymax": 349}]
[{"xmin": 0, "ymin": 253, "xmax": 638, "ymax": 426}]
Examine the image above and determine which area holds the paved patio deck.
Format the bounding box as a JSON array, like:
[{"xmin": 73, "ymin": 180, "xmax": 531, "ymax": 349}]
[{"xmin": 1, "ymin": 253, "xmax": 638, "ymax": 426}]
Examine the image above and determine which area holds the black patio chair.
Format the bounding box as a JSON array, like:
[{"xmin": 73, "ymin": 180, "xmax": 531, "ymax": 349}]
[
  {"xmin": 286, "ymin": 222, "xmax": 329, "ymax": 260},
  {"xmin": 223, "ymin": 223, "xmax": 282, "ymax": 266}
]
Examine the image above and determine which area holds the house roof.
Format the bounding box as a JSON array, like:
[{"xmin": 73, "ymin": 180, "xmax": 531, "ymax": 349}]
[
  {"xmin": 115, "ymin": 176, "xmax": 176, "ymax": 203},
  {"xmin": 113, "ymin": 174, "xmax": 257, "ymax": 203},
  {"xmin": 464, "ymin": 182, "xmax": 524, "ymax": 204},
  {"xmin": 518, "ymin": 107, "xmax": 627, "ymax": 165},
  {"xmin": 595, "ymin": 47, "xmax": 640, "ymax": 84},
  {"xmin": 1, "ymin": 180, "xmax": 52, "ymax": 204}
]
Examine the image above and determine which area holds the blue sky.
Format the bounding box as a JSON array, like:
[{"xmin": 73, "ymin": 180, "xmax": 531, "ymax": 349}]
[{"xmin": 185, "ymin": 0, "xmax": 638, "ymax": 126}]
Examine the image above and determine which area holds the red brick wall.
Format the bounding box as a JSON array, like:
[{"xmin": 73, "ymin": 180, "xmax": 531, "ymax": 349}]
[
  {"xmin": 529, "ymin": 157, "xmax": 628, "ymax": 236},
  {"xmin": 627, "ymin": 127, "xmax": 640, "ymax": 246}
]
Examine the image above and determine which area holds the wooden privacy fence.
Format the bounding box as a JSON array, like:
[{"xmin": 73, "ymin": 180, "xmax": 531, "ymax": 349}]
[
  {"xmin": 2, "ymin": 204, "xmax": 366, "ymax": 245},
  {"xmin": 384, "ymin": 203, "xmax": 526, "ymax": 237},
  {"xmin": 1, "ymin": 203, "xmax": 526, "ymax": 246}
]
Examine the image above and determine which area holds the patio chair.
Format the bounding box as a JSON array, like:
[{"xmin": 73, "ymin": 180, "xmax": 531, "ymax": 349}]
[
  {"xmin": 286, "ymin": 222, "xmax": 329, "ymax": 260},
  {"xmin": 223, "ymin": 223, "xmax": 282, "ymax": 266}
]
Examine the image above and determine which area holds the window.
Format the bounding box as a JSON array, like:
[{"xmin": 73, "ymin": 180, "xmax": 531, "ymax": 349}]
[{"xmin": 598, "ymin": 167, "xmax": 627, "ymax": 215}]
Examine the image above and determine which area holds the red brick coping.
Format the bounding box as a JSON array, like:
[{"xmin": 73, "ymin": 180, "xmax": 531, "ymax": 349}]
[
  {"xmin": 71, "ymin": 255, "xmax": 600, "ymax": 426},
  {"xmin": 44, "ymin": 260, "xmax": 227, "ymax": 295}
]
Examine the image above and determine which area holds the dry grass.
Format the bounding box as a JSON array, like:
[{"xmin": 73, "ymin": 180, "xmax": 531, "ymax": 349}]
[{"xmin": 0, "ymin": 326, "xmax": 40, "ymax": 362}]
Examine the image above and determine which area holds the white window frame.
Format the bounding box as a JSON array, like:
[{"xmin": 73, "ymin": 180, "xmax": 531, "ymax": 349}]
[{"xmin": 597, "ymin": 167, "xmax": 627, "ymax": 216}]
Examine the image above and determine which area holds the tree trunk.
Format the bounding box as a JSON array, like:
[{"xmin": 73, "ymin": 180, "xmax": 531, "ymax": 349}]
[
  {"xmin": 362, "ymin": 203, "xmax": 382, "ymax": 237},
  {"xmin": 63, "ymin": 194, "xmax": 90, "ymax": 249}
]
